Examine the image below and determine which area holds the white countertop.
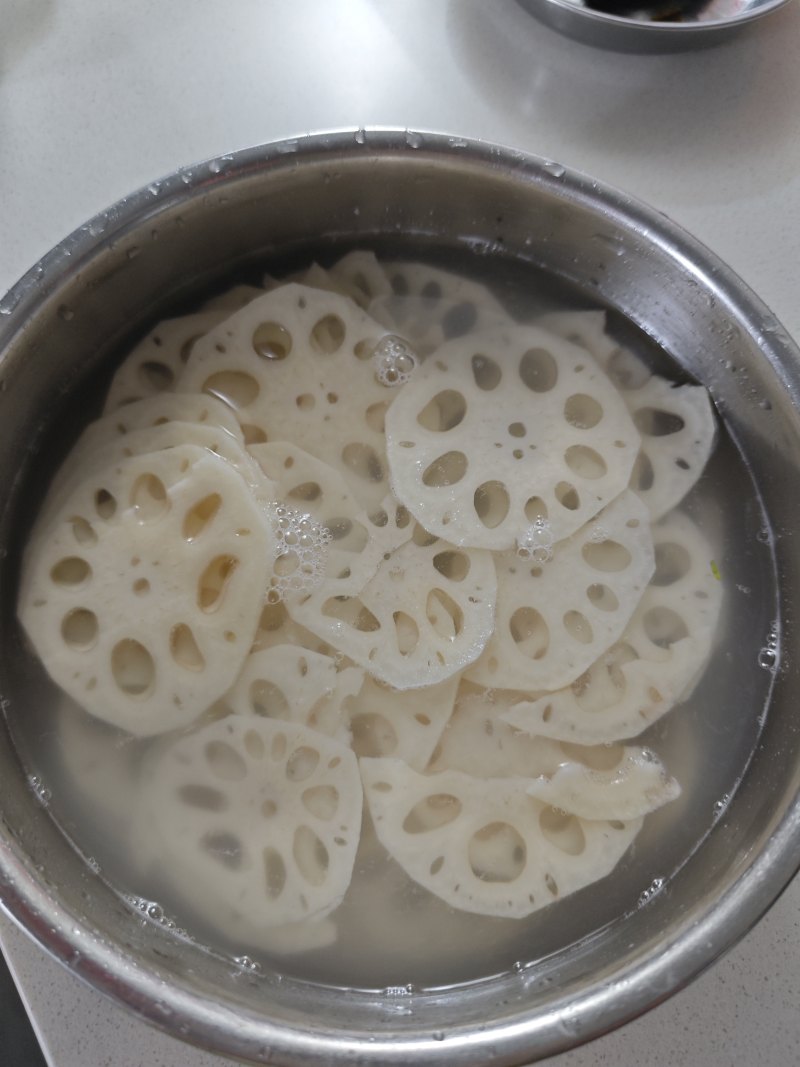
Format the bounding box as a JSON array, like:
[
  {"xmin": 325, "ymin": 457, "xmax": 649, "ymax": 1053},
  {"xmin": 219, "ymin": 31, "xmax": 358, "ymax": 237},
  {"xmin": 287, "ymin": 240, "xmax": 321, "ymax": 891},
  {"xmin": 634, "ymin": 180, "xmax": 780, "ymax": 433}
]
[{"xmin": 1, "ymin": 1, "xmax": 799, "ymax": 1064}]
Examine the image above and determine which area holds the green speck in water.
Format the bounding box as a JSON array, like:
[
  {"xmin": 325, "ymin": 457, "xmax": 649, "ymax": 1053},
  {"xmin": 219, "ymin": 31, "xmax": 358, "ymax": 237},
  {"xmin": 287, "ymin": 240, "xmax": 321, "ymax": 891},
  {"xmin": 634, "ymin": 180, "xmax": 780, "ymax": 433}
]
[{"xmin": 710, "ymin": 560, "xmax": 721, "ymax": 581}]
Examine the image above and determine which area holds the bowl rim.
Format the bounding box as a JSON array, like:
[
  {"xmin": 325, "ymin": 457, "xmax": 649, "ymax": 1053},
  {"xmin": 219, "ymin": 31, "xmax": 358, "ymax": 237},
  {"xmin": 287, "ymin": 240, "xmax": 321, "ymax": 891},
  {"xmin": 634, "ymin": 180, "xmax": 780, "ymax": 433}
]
[
  {"xmin": 524, "ymin": 0, "xmax": 793, "ymax": 34},
  {"xmin": 1, "ymin": 127, "xmax": 800, "ymax": 1065}
]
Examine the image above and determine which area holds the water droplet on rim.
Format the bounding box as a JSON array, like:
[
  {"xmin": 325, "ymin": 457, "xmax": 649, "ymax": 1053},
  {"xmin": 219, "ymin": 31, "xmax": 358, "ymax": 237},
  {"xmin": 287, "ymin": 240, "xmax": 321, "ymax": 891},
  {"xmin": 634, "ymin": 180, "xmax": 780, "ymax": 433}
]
[{"xmin": 543, "ymin": 160, "xmax": 566, "ymax": 178}]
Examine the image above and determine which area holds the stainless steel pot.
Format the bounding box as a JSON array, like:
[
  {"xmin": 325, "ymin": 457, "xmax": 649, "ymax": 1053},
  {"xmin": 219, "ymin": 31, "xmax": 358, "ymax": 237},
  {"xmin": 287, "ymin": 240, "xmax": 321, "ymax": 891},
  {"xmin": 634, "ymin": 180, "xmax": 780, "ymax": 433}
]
[{"xmin": 0, "ymin": 131, "xmax": 799, "ymax": 1066}]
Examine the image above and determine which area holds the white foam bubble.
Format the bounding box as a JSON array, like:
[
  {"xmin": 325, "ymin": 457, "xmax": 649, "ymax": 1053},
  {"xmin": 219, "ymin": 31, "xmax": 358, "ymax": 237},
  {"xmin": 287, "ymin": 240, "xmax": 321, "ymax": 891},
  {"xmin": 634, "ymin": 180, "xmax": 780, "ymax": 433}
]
[
  {"xmin": 372, "ymin": 335, "xmax": 419, "ymax": 387},
  {"xmin": 515, "ymin": 518, "xmax": 554, "ymax": 563},
  {"xmin": 265, "ymin": 503, "xmax": 332, "ymax": 602}
]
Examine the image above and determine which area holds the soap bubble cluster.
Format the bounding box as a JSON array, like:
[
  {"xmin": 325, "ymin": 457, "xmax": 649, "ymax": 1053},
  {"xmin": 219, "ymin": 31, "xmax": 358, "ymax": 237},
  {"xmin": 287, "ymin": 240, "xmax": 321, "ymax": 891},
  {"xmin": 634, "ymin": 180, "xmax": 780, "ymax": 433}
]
[
  {"xmin": 372, "ymin": 334, "xmax": 418, "ymax": 387},
  {"xmin": 266, "ymin": 503, "xmax": 332, "ymax": 602},
  {"xmin": 516, "ymin": 518, "xmax": 554, "ymax": 564}
]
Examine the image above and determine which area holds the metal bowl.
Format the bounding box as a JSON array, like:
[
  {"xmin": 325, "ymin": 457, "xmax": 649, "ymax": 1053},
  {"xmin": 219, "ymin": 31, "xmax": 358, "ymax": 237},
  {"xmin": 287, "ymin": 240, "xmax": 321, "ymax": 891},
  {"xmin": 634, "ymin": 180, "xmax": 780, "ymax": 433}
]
[
  {"xmin": 519, "ymin": 0, "xmax": 792, "ymax": 52},
  {"xmin": 1, "ymin": 131, "xmax": 799, "ymax": 1066}
]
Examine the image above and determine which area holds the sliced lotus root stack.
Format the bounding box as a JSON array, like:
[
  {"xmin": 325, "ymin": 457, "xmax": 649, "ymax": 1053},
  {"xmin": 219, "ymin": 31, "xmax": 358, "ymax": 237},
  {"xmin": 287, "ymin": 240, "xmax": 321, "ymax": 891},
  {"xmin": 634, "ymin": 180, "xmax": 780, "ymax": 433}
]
[
  {"xmin": 44, "ymin": 421, "xmax": 276, "ymax": 533},
  {"xmin": 50, "ymin": 393, "xmax": 245, "ymax": 515},
  {"xmin": 502, "ymin": 510, "xmax": 723, "ymax": 743},
  {"xmin": 41, "ymin": 399, "xmax": 246, "ymax": 544},
  {"xmin": 226, "ymin": 645, "xmax": 361, "ymax": 740},
  {"xmin": 429, "ymin": 688, "xmax": 678, "ymax": 819},
  {"xmin": 361, "ymin": 758, "xmax": 641, "ymax": 918},
  {"xmin": 626, "ymin": 377, "xmax": 717, "ymax": 520},
  {"xmin": 19, "ymin": 445, "xmax": 276, "ymax": 737},
  {"xmin": 176, "ymin": 283, "xmax": 396, "ymax": 507},
  {"xmin": 141, "ymin": 717, "xmax": 362, "ymax": 934},
  {"xmin": 466, "ymin": 491, "xmax": 654, "ymax": 692},
  {"xmin": 385, "ymin": 324, "xmax": 641, "ymax": 550},
  {"xmin": 291, "ymin": 532, "xmax": 497, "ymax": 690},
  {"xmin": 103, "ymin": 311, "xmax": 227, "ymax": 412},
  {"xmin": 348, "ymin": 674, "xmax": 458, "ymax": 771}
]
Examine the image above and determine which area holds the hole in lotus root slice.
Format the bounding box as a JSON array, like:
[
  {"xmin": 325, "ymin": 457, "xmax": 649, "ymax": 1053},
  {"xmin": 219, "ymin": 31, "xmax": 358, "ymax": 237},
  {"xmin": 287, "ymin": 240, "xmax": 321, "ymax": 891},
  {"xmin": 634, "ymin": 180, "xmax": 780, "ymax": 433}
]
[
  {"xmin": 471, "ymin": 354, "xmax": 502, "ymax": 392},
  {"xmin": 130, "ymin": 474, "xmax": 169, "ymax": 523},
  {"xmin": 468, "ymin": 822, "xmax": 527, "ymax": 882},
  {"xmin": 622, "ymin": 377, "xmax": 717, "ymax": 520},
  {"xmin": 18, "ymin": 445, "xmax": 276, "ymax": 737},
  {"xmin": 176, "ymin": 284, "xmax": 393, "ymax": 508},
  {"xmin": 360, "ymin": 758, "xmax": 641, "ymax": 918},
  {"xmin": 294, "ymin": 535, "xmax": 496, "ymax": 690},
  {"xmin": 416, "ymin": 390, "xmax": 468, "ymax": 433},
  {"xmin": 103, "ymin": 311, "xmax": 229, "ymax": 412},
  {"xmin": 169, "ymin": 623, "xmax": 205, "ymax": 671},
  {"xmin": 310, "ymin": 314, "xmax": 346, "ymax": 355},
  {"xmin": 466, "ymin": 491, "xmax": 653, "ymax": 693},
  {"xmin": 183, "ymin": 494, "xmax": 222, "ymax": 541},
  {"xmin": 385, "ymin": 324, "xmax": 640, "ymax": 549},
  {"xmin": 403, "ymin": 793, "xmax": 464, "ymax": 833},
  {"xmin": 225, "ymin": 645, "xmax": 350, "ymax": 739},
  {"xmin": 501, "ymin": 510, "xmax": 723, "ymax": 744},
  {"xmin": 293, "ymin": 824, "xmax": 330, "ymax": 885},
  {"xmin": 252, "ymin": 321, "xmax": 293, "ymax": 361},
  {"xmin": 474, "ymin": 481, "xmax": 510, "ymax": 529},
  {"xmin": 110, "ymin": 638, "xmax": 156, "ymax": 697},
  {"xmin": 61, "ymin": 608, "xmax": 98, "ymax": 650},
  {"xmin": 51, "ymin": 556, "xmax": 92, "ymax": 586},
  {"xmin": 141, "ymin": 717, "xmax": 362, "ymax": 933},
  {"xmin": 204, "ymin": 370, "xmax": 261, "ymax": 410},
  {"xmin": 348, "ymin": 673, "xmax": 458, "ymax": 770},
  {"xmin": 564, "ymin": 393, "xmax": 604, "ymax": 430},
  {"xmin": 538, "ymin": 807, "xmax": 586, "ymax": 855}
]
